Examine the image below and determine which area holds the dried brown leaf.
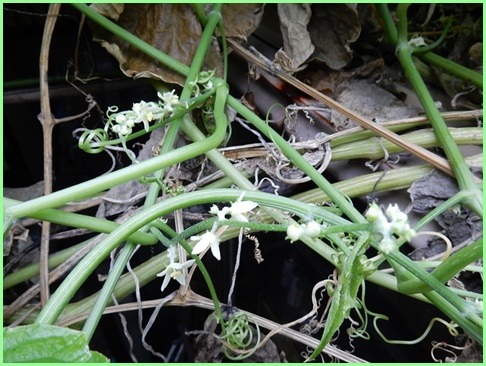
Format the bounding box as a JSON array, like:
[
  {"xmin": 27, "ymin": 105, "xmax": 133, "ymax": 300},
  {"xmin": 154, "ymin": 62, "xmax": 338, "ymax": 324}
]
[
  {"xmin": 308, "ymin": 4, "xmax": 361, "ymax": 70},
  {"xmin": 221, "ymin": 4, "xmax": 265, "ymax": 40},
  {"xmin": 88, "ymin": 4, "xmax": 264, "ymax": 86},
  {"xmin": 89, "ymin": 4, "xmax": 223, "ymax": 85},
  {"xmin": 276, "ymin": 3, "xmax": 314, "ymax": 71}
]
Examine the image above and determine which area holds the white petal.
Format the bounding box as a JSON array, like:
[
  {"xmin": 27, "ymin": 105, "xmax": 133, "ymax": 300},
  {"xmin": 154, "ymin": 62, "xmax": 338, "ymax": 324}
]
[
  {"xmin": 209, "ymin": 205, "xmax": 220, "ymax": 215},
  {"xmin": 156, "ymin": 268, "xmax": 169, "ymax": 278},
  {"xmin": 231, "ymin": 213, "xmax": 249, "ymax": 222},
  {"xmin": 173, "ymin": 271, "xmax": 186, "ymax": 286},
  {"xmin": 182, "ymin": 259, "xmax": 196, "ymax": 269},
  {"xmin": 160, "ymin": 272, "xmax": 172, "ymax": 291},
  {"xmin": 232, "ymin": 200, "xmax": 258, "ymax": 213},
  {"xmin": 192, "ymin": 237, "xmax": 210, "ymax": 255},
  {"xmin": 210, "ymin": 240, "xmax": 221, "ymax": 260}
]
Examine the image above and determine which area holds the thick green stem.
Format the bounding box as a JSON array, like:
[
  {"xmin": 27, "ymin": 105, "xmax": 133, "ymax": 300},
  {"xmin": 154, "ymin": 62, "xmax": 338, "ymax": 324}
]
[{"xmin": 82, "ymin": 242, "xmax": 137, "ymax": 340}]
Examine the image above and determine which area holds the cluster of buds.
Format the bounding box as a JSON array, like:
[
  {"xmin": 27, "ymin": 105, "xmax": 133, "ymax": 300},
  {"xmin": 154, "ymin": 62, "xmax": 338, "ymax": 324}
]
[
  {"xmin": 109, "ymin": 90, "xmax": 180, "ymax": 138},
  {"xmin": 285, "ymin": 221, "xmax": 322, "ymax": 243},
  {"xmin": 366, "ymin": 203, "xmax": 415, "ymax": 254}
]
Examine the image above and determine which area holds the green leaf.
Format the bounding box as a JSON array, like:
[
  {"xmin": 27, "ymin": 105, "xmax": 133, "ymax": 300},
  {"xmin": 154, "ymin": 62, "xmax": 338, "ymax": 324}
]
[{"xmin": 3, "ymin": 324, "xmax": 109, "ymax": 363}]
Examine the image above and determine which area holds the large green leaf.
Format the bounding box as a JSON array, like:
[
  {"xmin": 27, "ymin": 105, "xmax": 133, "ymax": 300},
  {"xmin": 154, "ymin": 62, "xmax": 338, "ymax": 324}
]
[{"xmin": 3, "ymin": 324, "xmax": 109, "ymax": 363}]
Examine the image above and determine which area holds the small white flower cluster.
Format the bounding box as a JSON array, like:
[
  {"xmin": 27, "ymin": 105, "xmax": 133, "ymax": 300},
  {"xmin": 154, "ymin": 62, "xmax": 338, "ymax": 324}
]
[
  {"xmin": 191, "ymin": 193, "xmax": 259, "ymax": 261},
  {"xmin": 157, "ymin": 245, "xmax": 195, "ymax": 292},
  {"xmin": 285, "ymin": 220, "xmax": 322, "ymax": 243},
  {"xmin": 366, "ymin": 203, "xmax": 415, "ymax": 254},
  {"xmin": 110, "ymin": 90, "xmax": 180, "ymax": 138}
]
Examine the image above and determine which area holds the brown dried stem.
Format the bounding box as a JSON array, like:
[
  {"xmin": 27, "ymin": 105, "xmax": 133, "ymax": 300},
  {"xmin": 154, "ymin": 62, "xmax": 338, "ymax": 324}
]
[
  {"xmin": 228, "ymin": 39, "xmax": 456, "ymax": 178},
  {"xmin": 37, "ymin": 3, "xmax": 61, "ymax": 306}
]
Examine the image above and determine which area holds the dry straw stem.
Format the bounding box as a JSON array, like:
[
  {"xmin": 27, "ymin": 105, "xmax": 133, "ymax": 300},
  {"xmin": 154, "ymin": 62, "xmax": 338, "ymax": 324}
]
[{"xmin": 228, "ymin": 39, "xmax": 456, "ymax": 178}]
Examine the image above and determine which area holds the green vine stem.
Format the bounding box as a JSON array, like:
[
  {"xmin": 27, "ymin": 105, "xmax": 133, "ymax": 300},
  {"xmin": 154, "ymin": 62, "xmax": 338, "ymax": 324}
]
[
  {"xmin": 397, "ymin": 238, "xmax": 482, "ymax": 295},
  {"xmin": 3, "ymin": 161, "xmax": 435, "ymax": 291},
  {"xmin": 378, "ymin": 3, "xmax": 482, "ymax": 216},
  {"xmin": 3, "ymin": 198, "xmax": 156, "ymax": 245},
  {"xmin": 375, "ymin": 4, "xmax": 482, "ymax": 88},
  {"xmin": 419, "ymin": 51, "xmax": 483, "ymax": 89},
  {"xmin": 4, "ymin": 82, "xmax": 228, "ymax": 222},
  {"xmin": 80, "ymin": 5, "xmax": 226, "ymax": 340},
  {"xmin": 81, "ymin": 242, "xmax": 135, "ymax": 340},
  {"xmin": 33, "ymin": 189, "xmax": 352, "ymax": 325}
]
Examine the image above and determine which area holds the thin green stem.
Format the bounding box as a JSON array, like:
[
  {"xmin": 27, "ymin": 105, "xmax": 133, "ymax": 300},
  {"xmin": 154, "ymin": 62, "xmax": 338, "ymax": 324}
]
[
  {"xmin": 376, "ymin": 4, "xmax": 482, "ymax": 88},
  {"xmin": 386, "ymin": 251, "xmax": 482, "ymax": 342},
  {"xmin": 383, "ymin": 4, "xmax": 482, "ymax": 216},
  {"xmin": 398, "ymin": 238, "xmax": 483, "ymax": 294},
  {"xmin": 413, "ymin": 190, "xmax": 472, "ymax": 231},
  {"xmin": 227, "ymin": 95, "xmax": 365, "ymax": 224},
  {"xmin": 419, "ymin": 52, "xmax": 483, "ymax": 89},
  {"xmin": 3, "ymin": 198, "xmax": 156, "ymax": 245}
]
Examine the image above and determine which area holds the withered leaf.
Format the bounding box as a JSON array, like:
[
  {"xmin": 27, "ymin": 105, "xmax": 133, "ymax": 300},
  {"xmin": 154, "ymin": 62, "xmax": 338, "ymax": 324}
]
[
  {"xmin": 276, "ymin": 3, "xmax": 314, "ymax": 72},
  {"xmin": 88, "ymin": 4, "xmax": 264, "ymax": 86},
  {"xmin": 308, "ymin": 4, "xmax": 361, "ymax": 70},
  {"xmin": 220, "ymin": 4, "xmax": 265, "ymax": 40},
  {"xmin": 89, "ymin": 3, "xmax": 223, "ymax": 85}
]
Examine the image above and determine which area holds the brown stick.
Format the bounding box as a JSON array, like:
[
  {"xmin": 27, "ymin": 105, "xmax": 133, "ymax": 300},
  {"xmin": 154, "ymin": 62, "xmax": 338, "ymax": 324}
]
[
  {"xmin": 37, "ymin": 3, "xmax": 62, "ymax": 306},
  {"xmin": 228, "ymin": 39, "xmax": 456, "ymax": 178}
]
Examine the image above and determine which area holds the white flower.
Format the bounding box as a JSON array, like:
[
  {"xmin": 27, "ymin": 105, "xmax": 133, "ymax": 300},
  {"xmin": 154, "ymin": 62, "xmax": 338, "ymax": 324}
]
[
  {"xmin": 286, "ymin": 223, "xmax": 304, "ymax": 243},
  {"xmin": 158, "ymin": 90, "xmax": 180, "ymax": 106},
  {"xmin": 191, "ymin": 230, "xmax": 222, "ymax": 260},
  {"xmin": 132, "ymin": 100, "xmax": 165, "ymax": 131},
  {"xmin": 157, "ymin": 246, "xmax": 195, "ymax": 291},
  {"xmin": 210, "ymin": 193, "xmax": 258, "ymax": 222}
]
